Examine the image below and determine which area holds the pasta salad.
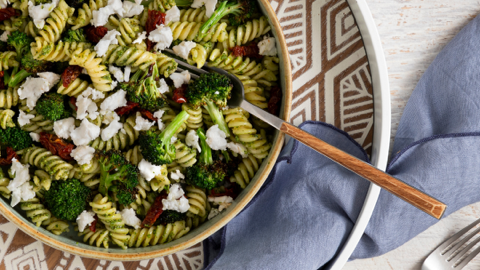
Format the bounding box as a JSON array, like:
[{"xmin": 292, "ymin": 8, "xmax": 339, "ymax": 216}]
[{"xmin": 0, "ymin": 0, "xmax": 281, "ymax": 249}]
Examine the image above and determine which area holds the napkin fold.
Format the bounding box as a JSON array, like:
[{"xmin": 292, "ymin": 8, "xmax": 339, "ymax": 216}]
[{"xmin": 204, "ymin": 13, "xmax": 480, "ymax": 270}]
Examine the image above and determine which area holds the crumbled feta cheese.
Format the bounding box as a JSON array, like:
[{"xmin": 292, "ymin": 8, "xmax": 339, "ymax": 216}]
[
  {"xmin": 164, "ymin": 6, "xmax": 180, "ymax": 24},
  {"xmin": 206, "ymin": 124, "xmax": 227, "ymax": 150},
  {"xmin": 172, "ymin": 41, "xmax": 197, "ymax": 60},
  {"xmin": 53, "ymin": 117, "xmax": 75, "ymax": 139},
  {"xmin": 133, "ymin": 113, "xmax": 155, "ymax": 131},
  {"xmin": 191, "ymin": 0, "xmax": 217, "ymax": 17},
  {"xmin": 120, "ymin": 208, "xmax": 141, "ymax": 229},
  {"xmin": 108, "ymin": 0, "xmax": 123, "ymax": 14},
  {"xmin": 28, "ymin": 0, "xmax": 59, "ymax": 29},
  {"xmin": 158, "ymin": 78, "xmax": 169, "ymax": 94},
  {"xmin": 7, "ymin": 159, "xmax": 30, "ymax": 192},
  {"xmin": 132, "ymin": 31, "xmax": 146, "ymax": 44},
  {"xmin": 208, "ymin": 195, "xmax": 233, "ymax": 211},
  {"xmin": 170, "ymin": 70, "xmax": 191, "ymax": 88},
  {"xmin": 92, "ymin": 0, "xmax": 122, "ymax": 26},
  {"xmin": 109, "ymin": 65, "xmax": 124, "ymax": 82},
  {"xmin": 76, "ymin": 210, "xmax": 96, "ymax": 232},
  {"xmin": 149, "ymin": 25, "xmax": 173, "ymax": 51},
  {"xmin": 208, "ymin": 208, "xmax": 220, "ymax": 220},
  {"xmin": 0, "ymin": 31, "xmax": 10, "ymax": 42},
  {"xmin": 70, "ymin": 119, "xmax": 101, "ymax": 146},
  {"xmin": 81, "ymin": 87, "xmax": 105, "ymax": 101},
  {"xmin": 226, "ymin": 142, "xmax": 248, "ymax": 158},
  {"xmin": 70, "ymin": 145, "xmax": 95, "ymax": 165},
  {"xmin": 18, "ymin": 110, "xmax": 35, "ymax": 127},
  {"xmin": 18, "ymin": 77, "xmax": 50, "ymax": 110},
  {"xmin": 37, "ymin": 72, "xmax": 61, "ymax": 86},
  {"xmin": 121, "ymin": 0, "xmax": 143, "ymax": 18},
  {"xmin": 76, "ymin": 95, "xmax": 99, "ymax": 120},
  {"xmin": 29, "ymin": 132, "xmax": 40, "ymax": 142},
  {"xmin": 153, "ymin": 109, "xmax": 165, "ymax": 130},
  {"xmin": 102, "ymin": 111, "xmax": 119, "ymax": 125},
  {"xmin": 258, "ymin": 37, "xmax": 277, "ymax": 56},
  {"xmin": 170, "ymin": 136, "xmax": 177, "ymax": 144},
  {"xmin": 138, "ymin": 159, "xmax": 162, "ymax": 181},
  {"xmin": 11, "ymin": 182, "xmax": 35, "ymax": 207},
  {"xmin": 110, "ymin": 80, "xmax": 118, "ymax": 90},
  {"xmin": 101, "ymin": 117, "xmax": 123, "ymax": 141},
  {"xmin": 170, "ymin": 169, "xmax": 184, "ymax": 181},
  {"xmin": 124, "ymin": 66, "xmax": 131, "ymax": 82},
  {"xmin": 100, "ymin": 89, "xmax": 127, "ymax": 113},
  {"xmin": 162, "ymin": 184, "xmax": 189, "ymax": 213},
  {"xmin": 0, "ymin": 0, "xmax": 10, "ymax": 9},
  {"xmin": 186, "ymin": 130, "xmax": 201, "ymax": 153},
  {"xmin": 95, "ymin": 30, "xmax": 120, "ymax": 57}
]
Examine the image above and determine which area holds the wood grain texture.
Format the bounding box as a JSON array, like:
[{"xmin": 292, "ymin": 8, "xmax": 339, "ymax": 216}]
[
  {"xmin": 280, "ymin": 122, "xmax": 446, "ymax": 219},
  {"xmin": 344, "ymin": 0, "xmax": 480, "ymax": 269}
]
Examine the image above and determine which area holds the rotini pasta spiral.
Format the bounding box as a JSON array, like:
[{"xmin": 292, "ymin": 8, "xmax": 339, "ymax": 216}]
[
  {"xmin": 168, "ymin": 21, "xmax": 228, "ymax": 43},
  {"xmin": 12, "ymin": 0, "xmax": 29, "ymax": 17},
  {"xmin": 109, "ymin": 17, "xmax": 144, "ymax": 46},
  {"xmin": 24, "ymin": 21, "xmax": 39, "ymax": 37},
  {"xmin": 69, "ymin": 48, "xmax": 112, "ymax": 92},
  {"xmin": 129, "ymin": 186, "xmax": 155, "ymax": 215},
  {"xmin": 0, "ymin": 16, "xmax": 24, "ymax": 31},
  {"xmin": 74, "ymin": 169, "xmax": 100, "ymax": 189},
  {"xmin": 185, "ymin": 186, "xmax": 208, "ymax": 217},
  {"xmin": 102, "ymin": 45, "xmax": 157, "ymax": 71},
  {"xmin": 155, "ymin": 53, "xmax": 178, "ymax": 77},
  {"xmin": 173, "ymin": 141, "xmax": 197, "ymax": 168},
  {"xmin": 42, "ymin": 217, "xmax": 70, "ymax": 235},
  {"xmin": 33, "ymin": 170, "xmax": 52, "ymax": 191},
  {"xmin": 21, "ymin": 147, "xmax": 74, "ymax": 180},
  {"xmin": 89, "ymin": 114, "xmax": 138, "ymax": 151},
  {"xmin": 18, "ymin": 100, "xmax": 54, "ymax": 133},
  {"xmin": 179, "ymin": 8, "xmax": 208, "ymax": 22},
  {"xmin": 35, "ymin": 0, "xmax": 74, "ymax": 43},
  {"xmin": 79, "ymin": 227, "xmax": 110, "ymax": 248},
  {"xmin": 31, "ymin": 41, "xmax": 92, "ymax": 62},
  {"xmin": 0, "ymin": 109, "xmax": 15, "ymax": 129},
  {"xmin": 57, "ymin": 77, "xmax": 91, "ymax": 97},
  {"xmin": 0, "ymin": 88, "xmax": 20, "ymax": 109},
  {"xmin": 127, "ymin": 220, "xmax": 190, "ymax": 248},
  {"xmin": 229, "ymin": 155, "xmax": 260, "ymax": 188},
  {"xmin": 0, "ymin": 51, "xmax": 19, "ymax": 71},
  {"xmin": 0, "ymin": 170, "xmax": 11, "ymax": 199},
  {"xmin": 125, "ymin": 145, "xmax": 142, "ymax": 165},
  {"xmin": 223, "ymin": 108, "xmax": 270, "ymax": 159},
  {"xmin": 90, "ymin": 194, "xmax": 130, "ymax": 249},
  {"xmin": 68, "ymin": 0, "xmax": 108, "ymax": 30},
  {"xmin": 20, "ymin": 198, "xmax": 52, "ymax": 226},
  {"xmin": 188, "ymin": 43, "xmax": 209, "ymax": 68},
  {"xmin": 182, "ymin": 103, "xmax": 203, "ymax": 130},
  {"xmin": 222, "ymin": 16, "xmax": 271, "ymax": 49}
]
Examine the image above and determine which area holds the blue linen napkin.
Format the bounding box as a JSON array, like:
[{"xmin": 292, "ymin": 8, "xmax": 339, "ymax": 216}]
[{"xmin": 203, "ymin": 13, "xmax": 480, "ymax": 270}]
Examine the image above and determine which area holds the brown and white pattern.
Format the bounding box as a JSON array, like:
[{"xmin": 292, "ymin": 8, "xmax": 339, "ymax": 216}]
[{"xmin": 0, "ymin": 0, "xmax": 375, "ymax": 268}]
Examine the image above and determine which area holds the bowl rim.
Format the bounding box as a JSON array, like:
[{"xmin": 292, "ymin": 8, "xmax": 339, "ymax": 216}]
[{"xmin": 0, "ymin": 0, "xmax": 293, "ymax": 261}]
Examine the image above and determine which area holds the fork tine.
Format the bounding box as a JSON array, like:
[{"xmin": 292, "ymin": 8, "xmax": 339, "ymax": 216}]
[
  {"xmin": 449, "ymin": 233, "xmax": 480, "ymax": 263},
  {"xmin": 454, "ymin": 242, "xmax": 480, "ymax": 269},
  {"xmin": 444, "ymin": 226, "xmax": 480, "ymax": 257},
  {"xmin": 437, "ymin": 218, "xmax": 480, "ymax": 252}
]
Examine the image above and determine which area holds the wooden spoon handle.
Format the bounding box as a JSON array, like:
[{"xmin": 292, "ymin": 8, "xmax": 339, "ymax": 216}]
[{"xmin": 280, "ymin": 122, "xmax": 446, "ymax": 219}]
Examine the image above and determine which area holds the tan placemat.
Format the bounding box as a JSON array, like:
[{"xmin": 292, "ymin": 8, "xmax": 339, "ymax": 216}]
[{"xmin": 0, "ymin": 0, "xmax": 374, "ymax": 268}]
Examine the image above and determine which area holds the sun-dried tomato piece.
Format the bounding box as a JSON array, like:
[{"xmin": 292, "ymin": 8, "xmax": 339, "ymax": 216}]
[
  {"xmin": 268, "ymin": 86, "xmax": 282, "ymax": 116},
  {"xmin": 232, "ymin": 43, "xmax": 262, "ymax": 59},
  {"xmin": 69, "ymin": 97, "xmax": 77, "ymax": 111},
  {"xmin": 0, "ymin": 147, "xmax": 19, "ymax": 166},
  {"xmin": 62, "ymin": 65, "xmax": 83, "ymax": 87},
  {"xmin": 0, "ymin": 72, "xmax": 4, "ymax": 90},
  {"xmin": 138, "ymin": 109, "xmax": 158, "ymax": 122},
  {"xmin": 146, "ymin": 39, "xmax": 155, "ymax": 52},
  {"xmin": 141, "ymin": 193, "xmax": 168, "ymax": 228},
  {"xmin": 209, "ymin": 183, "xmax": 241, "ymax": 199},
  {"xmin": 89, "ymin": 214, "xmax": 98, "ymax": 232},
  {"xmin": 172, "ymin": 84, "xmax": 188, "ymax": 103},
  {"xmin": 146, "ymin": 10, "xmax": 166, "ymax": 33},
  {"xmin": 115, "ymin": 101, "xmax": 140, "ymax": 116},
  {"xmin": 39, "ymin": 132, "xmax": 75, "ymax": 161},
  {"xmin": 85, "ymin": 26, "xmax": 108, "ymax": 43},
  {"xmin": 0, "ymin": 8, "xmax": 20, "ymax": 22}
]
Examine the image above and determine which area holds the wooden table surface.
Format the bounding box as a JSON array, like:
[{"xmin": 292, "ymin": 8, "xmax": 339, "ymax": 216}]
[{"xmin": 344, "ymin": 1, "xmax": 480, "ymax": 269}]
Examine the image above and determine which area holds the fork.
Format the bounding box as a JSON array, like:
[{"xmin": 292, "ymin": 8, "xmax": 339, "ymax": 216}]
[
  {"xmin": 165, "ymin": 49, "xmax": 447, "ymax": 219},
  {"xmin": 423, "ymin": 218, "xmax": 480, "ymax": 269}
]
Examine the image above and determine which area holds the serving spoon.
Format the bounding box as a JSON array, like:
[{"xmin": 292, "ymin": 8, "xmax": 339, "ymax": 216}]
[{"xmin": 166, "ymin": 50, "xmax": 446, "ymax": 219}]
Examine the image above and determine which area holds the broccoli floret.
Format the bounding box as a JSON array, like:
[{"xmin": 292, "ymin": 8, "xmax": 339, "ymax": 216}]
[
  {"xmin": 112, "ymin": 184, "xmax": 137, "ymax": 206},
  {"xmin": 139, "ymin": 111, "xmax": 190, "ymax": 165},
  {"xmin": 7, "ymin": 31, "xmax": 33, "ymax": 62},
  {"xmin": 21, "ymin": 52, "xmax": 50, "ymax": 74},
  {"xmin": 185, "ymin": 128, "xmax": 227, "ymax": 189},
  {"xmin": 0, "ymin": 127, "xmax": 32, "ymax": 151},
  {"xmin": 155, "ymin": 210, "xmax": 186, "ymax": 225},
  {"xmin": 36, "ymin": 93, "xmax": 65, "ymax": 121},
  {"xmin": 122, "ymin": 63, "xmax": 167, "ymax": 112},
  {"xmin": 44, "ymin": 178, "xmax": 91, "ymax": 221},
  {"xmin": 186, "ymin": 72, "xmax": 232, "ymax": 136},
  {"xmin": 96, "ymin": 150, "xmax": 139, "ymax": 205},
  {"xmin": 63, "ymin": 29, "xmax": 87, "ymax": 43},
  {"xmin": 197, "ymin": 0, "xmax": 260, "ymax": 40}
]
